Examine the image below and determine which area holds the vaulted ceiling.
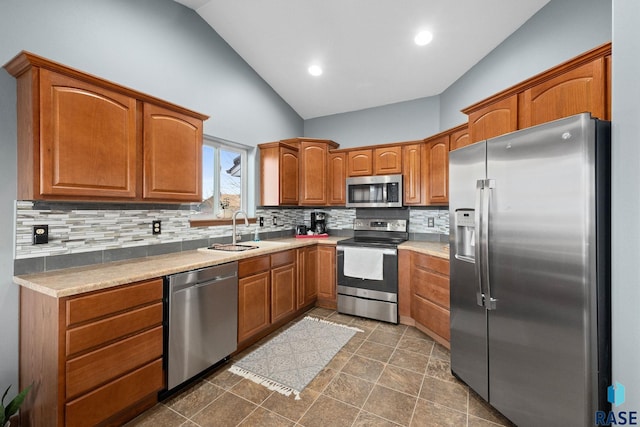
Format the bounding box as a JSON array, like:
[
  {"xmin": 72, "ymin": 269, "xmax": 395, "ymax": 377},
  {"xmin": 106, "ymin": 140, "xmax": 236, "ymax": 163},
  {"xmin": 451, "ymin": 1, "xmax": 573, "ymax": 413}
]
[{"xmin": 175, "ymin": 0, "xmax": 550, "ymax": 119}]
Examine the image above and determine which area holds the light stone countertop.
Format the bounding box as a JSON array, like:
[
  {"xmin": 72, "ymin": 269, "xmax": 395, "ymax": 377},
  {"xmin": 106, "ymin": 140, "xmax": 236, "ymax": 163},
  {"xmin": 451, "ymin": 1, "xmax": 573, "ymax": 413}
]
[
  {"xmin": 398, "ymin": 241, "xmax": 450, "ymax": 259},
  {"xmin": 14, "ymin": 236, "xmax": 449, "ymax": 298},
  {"xmin": 13, "ymin": 236, "xmax": 347, "ymax": 298}
]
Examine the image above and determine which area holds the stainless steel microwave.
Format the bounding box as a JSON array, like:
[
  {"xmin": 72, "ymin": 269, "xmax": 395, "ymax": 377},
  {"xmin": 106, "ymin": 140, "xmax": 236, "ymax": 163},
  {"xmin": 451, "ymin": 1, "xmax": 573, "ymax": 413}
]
[{"xmin": 345, "ymin": 174, "xmax": 403, "ymax": 208}]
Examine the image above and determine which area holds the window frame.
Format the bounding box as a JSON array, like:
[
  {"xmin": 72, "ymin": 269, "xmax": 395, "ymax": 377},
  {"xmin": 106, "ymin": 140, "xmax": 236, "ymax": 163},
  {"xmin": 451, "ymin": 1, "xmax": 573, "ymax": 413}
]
[{"xmin": 192, "ymin": 135, "xmax": 249, "ymax": 222}]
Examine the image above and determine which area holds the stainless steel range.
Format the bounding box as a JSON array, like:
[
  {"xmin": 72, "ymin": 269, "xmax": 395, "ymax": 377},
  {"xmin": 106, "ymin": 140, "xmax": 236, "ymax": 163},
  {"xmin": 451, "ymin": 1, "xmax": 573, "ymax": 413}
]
[{"xmin": 336, "ymin": 218, "xmax": 408, "ymax": 324}]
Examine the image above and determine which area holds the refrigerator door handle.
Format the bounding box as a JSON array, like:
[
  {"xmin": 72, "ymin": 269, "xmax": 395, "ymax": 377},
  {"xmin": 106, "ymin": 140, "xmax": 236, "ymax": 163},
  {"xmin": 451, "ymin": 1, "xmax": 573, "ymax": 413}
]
[
  {"xmin": 475, "ymin": 179, "xmax": 485, "ymax": 307},
  {"xmin": 482, "ymin": 179, "xmax": 498, "ymax": 310}
]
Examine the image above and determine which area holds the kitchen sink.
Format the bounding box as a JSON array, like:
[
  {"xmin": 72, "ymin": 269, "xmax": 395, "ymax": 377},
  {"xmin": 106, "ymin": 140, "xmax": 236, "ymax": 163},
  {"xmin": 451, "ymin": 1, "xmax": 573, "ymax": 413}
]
[{"xmin": 206, "ymin": 244, "xmax": 259, "ymax": 252}]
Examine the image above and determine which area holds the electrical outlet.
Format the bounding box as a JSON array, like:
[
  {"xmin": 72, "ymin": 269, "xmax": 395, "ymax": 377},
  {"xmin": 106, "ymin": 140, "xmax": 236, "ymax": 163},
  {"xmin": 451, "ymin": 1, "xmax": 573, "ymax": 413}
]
[
  {"xmin": 259, "ymin": 216, "xmax": 264, "ymax": 227},
  {"xmin": 273, "ymin": 216, "xmax": 278, "ymax": 226},
  {"xmin": 33, "ymin": 225, "xmax": 48, "ymax": 245},
  {"xmin": 152, "ymin": 220, "xmax": 162, "ymax": 235},
  {"xmin": 427, "ymin": 217, "xmax": 435, "ymax": 228}
]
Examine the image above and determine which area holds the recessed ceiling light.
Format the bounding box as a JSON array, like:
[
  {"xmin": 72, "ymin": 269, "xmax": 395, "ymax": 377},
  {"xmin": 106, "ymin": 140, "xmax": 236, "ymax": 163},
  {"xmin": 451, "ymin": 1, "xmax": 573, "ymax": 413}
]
[
  {"xmin": 308, "ymin": 65, "xmax": 323, "ymax": 76},
  {"xmin": 414, "ymin": 30, "xmax": 433, "ymax": 46}
]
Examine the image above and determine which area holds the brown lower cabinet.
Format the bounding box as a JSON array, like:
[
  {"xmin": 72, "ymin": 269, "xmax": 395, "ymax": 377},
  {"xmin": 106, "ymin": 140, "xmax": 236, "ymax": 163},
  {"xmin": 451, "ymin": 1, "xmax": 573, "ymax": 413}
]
[
  {"xmin": 270, "ymin": 250, "xmax": 297, "ymax": 323},
  {"xmin": 399, "ymin": 249, "xmax": 451, "ymax": 348},
  {"xmin": 237, "ymin": 255, "xmax": 272, "ymax": 344},
  {"xmin": 317, "ymin": 245, "xmax": 337, "ymax": 309},
  {"xmin": 237, "ymin": 247, "xmax": 320, "ymax": 351},
  {"xmin": 296, "ymin": 246, "xmax": 318, "ymax": 309},
  {"xmin": 20, "ymin": 278, "xmax": 164, "ymax": 427}
]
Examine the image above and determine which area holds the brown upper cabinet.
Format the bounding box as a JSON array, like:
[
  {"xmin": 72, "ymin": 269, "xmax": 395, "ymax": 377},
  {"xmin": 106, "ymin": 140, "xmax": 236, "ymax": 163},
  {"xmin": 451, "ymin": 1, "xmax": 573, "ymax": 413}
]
[
  {"xmin": 518, "ymin": 57, "xmax": 606, "ymax": 128},
  {"xmin": 373, "ymin": 146, "xmax": 402, "ymax": 175},
  {"xmin": 259, "ymin": 141, "xmax": 299, "ymax": 206},
  {"xmin": 467, "ymin": 95, "xmax": 518, "ymax": 144},
  {"xmin": 327, "ymin": 151, "xmax": 347, "ymax": 205},
  {"xmin": 4, "ymin": 51, "xmax": 208, "ymax": 203},
  {"xmin": 143, "ymin": 103, "xmax": 203, "ymax": 201},
  {"xmin": 346, "ymin": 146, "xmax": 403, "ymax": 177},
  {"xmin": 464, "ymin": 42, "xmax": 611, "ymax": 144},
  {"xmin": 424, "ymin": 135, "xmax": 449, "ymax": 205},
  {"xmin": 347, "ymin": 149, "xmax": 373, "ymax": 177},
  {"xmin": 402, "ymin": 143, "xmax": 424, "ymax": 206},
  {"xmin": 448, "ymin": 124, "xmax": 471, "ymax": 151},
  {"xmin": 259, "ymin": 138, "xmax": 337, "ymax": 206},
  {"xmin": 298, "ymin": 139, "xmax": 338, "ymax": 205}
]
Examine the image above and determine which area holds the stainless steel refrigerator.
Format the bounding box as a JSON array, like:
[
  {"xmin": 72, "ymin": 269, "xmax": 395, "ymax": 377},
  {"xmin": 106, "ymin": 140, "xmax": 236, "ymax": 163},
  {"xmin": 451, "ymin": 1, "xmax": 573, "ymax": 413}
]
[{"xmin": 449, "ymin": 113, "xmax": 611, "ymax": 427}]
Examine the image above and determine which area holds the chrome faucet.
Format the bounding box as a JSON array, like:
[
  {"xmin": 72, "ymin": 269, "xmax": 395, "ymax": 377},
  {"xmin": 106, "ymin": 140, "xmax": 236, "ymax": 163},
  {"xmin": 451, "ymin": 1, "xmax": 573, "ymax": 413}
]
[{"xmin": 232, "ymin": 210, "xmax": 249, "ymax": 245}]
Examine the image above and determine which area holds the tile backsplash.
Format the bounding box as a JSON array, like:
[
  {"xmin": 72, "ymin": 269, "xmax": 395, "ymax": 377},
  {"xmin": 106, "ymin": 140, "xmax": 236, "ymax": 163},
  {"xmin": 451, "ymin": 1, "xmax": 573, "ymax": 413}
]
[{"xmin": 14, "ymin": 201, "xmax": 448, "ymax": 274}]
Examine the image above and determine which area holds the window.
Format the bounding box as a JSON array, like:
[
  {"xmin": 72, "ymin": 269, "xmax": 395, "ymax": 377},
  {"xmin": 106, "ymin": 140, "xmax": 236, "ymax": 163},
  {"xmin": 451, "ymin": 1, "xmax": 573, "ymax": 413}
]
[{"xmin": 197, "ymin": 136, "xmax": 249, "ymax": 218}]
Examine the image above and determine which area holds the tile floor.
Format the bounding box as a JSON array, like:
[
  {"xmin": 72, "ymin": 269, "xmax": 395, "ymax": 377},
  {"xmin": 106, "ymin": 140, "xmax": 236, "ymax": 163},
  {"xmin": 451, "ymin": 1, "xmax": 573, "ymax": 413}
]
[{"xmin": 126, "ymin": 308, "xmax": 514, "ymax": 427}]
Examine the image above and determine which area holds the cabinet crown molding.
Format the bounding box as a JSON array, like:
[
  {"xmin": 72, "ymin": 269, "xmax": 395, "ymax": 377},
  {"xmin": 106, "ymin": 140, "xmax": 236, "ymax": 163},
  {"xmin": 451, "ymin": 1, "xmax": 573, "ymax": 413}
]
[
  {"xmin": 462, "ymin": 42, "xmax": 611, "ymax": 114},
  {"xmin": 3, "ymin": 50, "xmax": 209, "ymax": 120}
]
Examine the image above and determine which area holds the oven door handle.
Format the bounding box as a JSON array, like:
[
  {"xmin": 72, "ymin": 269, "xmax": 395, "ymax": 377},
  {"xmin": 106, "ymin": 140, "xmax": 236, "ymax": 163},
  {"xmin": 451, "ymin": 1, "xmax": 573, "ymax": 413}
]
[{"xmin": 337, "ymin": 246, "xmax": 396, "ymax": 255}]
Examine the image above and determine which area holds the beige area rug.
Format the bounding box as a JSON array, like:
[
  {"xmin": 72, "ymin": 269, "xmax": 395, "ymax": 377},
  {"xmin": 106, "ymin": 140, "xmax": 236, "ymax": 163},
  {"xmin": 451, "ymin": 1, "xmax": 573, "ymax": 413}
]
[{"xmin": 229, "ymin": 316, "xmax": 362, "ymax": 399}]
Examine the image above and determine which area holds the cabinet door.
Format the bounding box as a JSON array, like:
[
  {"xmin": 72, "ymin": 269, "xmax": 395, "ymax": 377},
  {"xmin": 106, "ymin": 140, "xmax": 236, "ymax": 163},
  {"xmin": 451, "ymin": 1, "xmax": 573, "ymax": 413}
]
[
  {"xmin": 143, "ymin": 103, "xmax": 203, "ymax": 202},
  {"xmin": 425, "ymin": 136, "xmax": 449, "ymax": 205},
  {"xmin": 280, "ymin": 146, "xmax": 299, "ymax": 205},
  {"xmin": 39, "ymin": 69, "xmax": 137, "ymax": 199},
  {"xmin": 299, "ymin": 141, "xmax": 328, "ymax": 205},
  {"xmin": 238, "ymin": 272, "xmax": 271, "ymax": 343},
  {"xmin": 519, "ymin": 57, "xmax": 606, "ymax": 128},
  {"xmin": 449, "ymin": 126, "xmax": 471, "ymax": 151},
  {"xmin": 317, "ymin": 246, "xmax": 336, "ymax": 307},
  {"xmin": 402, "ymin": 144, "xmax": 423, "ymax": 205},
  {"xmin": 271, "ymin": 263, "xmax": 296, "ymax": 323},
  {"xmin": 347, "ymin": 149, "xmax": 373, "ymax": 176},
  {"xmin": 304, "ymin": 246, "xmax": 319, "ymax": 305},
  {"xmin": 327, "ymin": 152, "xmax": 346, "ymax": 205},
  {"xmin": 296, "ymin": 247, "xmax": 318, "ymax": 309},
  {"xmin": 373, "ymin": 146, "xmax": 402, "ymax": 175},
  {"xmin": 468, "ymin": 95, "xmax": 518, "ymax": 144}
]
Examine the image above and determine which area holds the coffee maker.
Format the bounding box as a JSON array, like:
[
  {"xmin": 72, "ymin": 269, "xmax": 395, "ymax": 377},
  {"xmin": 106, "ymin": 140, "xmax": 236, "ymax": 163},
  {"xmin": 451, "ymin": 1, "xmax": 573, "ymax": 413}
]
[{"xmin": 310, "ymin": 211, "xmax": 327, "ymax": 235}]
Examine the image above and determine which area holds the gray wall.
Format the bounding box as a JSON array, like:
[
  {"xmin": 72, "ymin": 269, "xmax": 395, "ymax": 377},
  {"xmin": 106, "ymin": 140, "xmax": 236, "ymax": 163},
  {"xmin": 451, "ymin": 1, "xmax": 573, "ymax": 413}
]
[
  {"xmin": 612, "ymin": 0, "xmax": 640, "ymax": 411},
  {"xmin": 0, "ymin": 0, "xmax": 302, "ymax": 391},
  {"xmin": 439, "ymin": 0, "xmax": 612, "ymax": 129},
  {"xmin": 304, "ymin": 96, "xmax": 440, "ymax": 148}
]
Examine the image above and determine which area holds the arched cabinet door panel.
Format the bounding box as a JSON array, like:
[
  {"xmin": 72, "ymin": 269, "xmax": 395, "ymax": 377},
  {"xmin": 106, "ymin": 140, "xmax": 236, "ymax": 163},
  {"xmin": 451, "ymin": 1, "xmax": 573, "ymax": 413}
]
[
  {"xmin": 143, "ymin": 103, "xmax": 203, "ymax": 202},
  {"xmin": 468, "ymin": 95, "xmax": 518, "ymax": 144},
  {"xmin": 374, "ymin": 146, "xmax": 402, "ymax": 175},
  {"xmin": 424, "ymin": 136, "xmax": 449, "ymax": 205},
  {"xmin": 519, "ymin": 58, "xmax": 606, "ymax": 128},
  {"xmin": 40, "ymin": 70, "xmax": 138, "ymax": 198},
  {"xmin": 347, "ymin": 149, "xmax": 373, "ymax": 177}
]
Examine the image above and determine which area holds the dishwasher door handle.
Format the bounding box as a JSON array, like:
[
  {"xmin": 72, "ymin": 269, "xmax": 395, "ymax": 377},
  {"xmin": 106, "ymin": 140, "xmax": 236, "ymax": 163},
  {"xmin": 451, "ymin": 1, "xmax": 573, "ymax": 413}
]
[{"xmin": 172, "ymin": 276, "xmax": 234, "ymax": 294}]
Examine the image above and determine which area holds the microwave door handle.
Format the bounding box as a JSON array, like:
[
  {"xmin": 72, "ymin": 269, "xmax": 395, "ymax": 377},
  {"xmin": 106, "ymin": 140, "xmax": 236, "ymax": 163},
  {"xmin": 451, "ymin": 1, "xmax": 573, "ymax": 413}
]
[
  {"xmin": 382, "ymin": 184, "xmax": 387, "ymax": 202},
  {"xmin": 475, "ymin": 180, "xmax": 485, "ymax": 307}
]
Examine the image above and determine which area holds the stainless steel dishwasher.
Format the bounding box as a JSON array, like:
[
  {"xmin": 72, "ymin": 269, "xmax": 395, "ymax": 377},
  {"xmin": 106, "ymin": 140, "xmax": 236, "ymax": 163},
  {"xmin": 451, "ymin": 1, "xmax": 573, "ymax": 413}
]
[{"xmin": 165, "ymin": 261, "xmax": 238, "ymax": 391}]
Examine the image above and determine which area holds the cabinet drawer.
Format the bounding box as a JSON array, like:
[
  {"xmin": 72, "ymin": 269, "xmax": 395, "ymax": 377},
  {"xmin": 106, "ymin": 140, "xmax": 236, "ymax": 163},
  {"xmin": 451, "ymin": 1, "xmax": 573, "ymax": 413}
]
[
  {"xmin": 412, "ymin": 295, "xmax": 450, "ymax": 341},
  {"xmin": 66, "ymin": 302, "xmax": 162, "ymax": 357},
  {"xmin": 271, "ymin": 249, "xmax": 295, "ymax": 268},
  {"xmin": 66, "ymin": 278, "xmax": 163, "ymax": 326},
  {"xmin": 66, "ymin": 326, "xmax": 163, "ymax": 399},
  {"xmin": 413, "ymin": 253, "xmax": 449, "ymax": 276},
  {"xmin": 65, "ymin": 358, "xmax": 163, "ymax": 427},
  {"xmin": 239, "ymin": 255, "xmax": 270, "ymax": 277},
  {"xmin": 413, "ymin": 269, "xmax": 450, "ymax": 309}
]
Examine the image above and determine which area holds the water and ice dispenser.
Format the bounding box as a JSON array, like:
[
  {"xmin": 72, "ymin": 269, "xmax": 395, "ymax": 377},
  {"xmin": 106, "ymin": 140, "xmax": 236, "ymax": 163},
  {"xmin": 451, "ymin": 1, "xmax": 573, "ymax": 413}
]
[{"xmin": 454, "ymin": 209, "xmax": 475, "ymax": 262}]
